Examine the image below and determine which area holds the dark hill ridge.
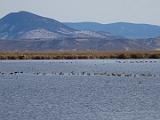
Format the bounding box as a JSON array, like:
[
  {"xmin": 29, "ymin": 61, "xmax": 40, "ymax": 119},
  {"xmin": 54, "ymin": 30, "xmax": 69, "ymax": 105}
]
[
  {"xmin": 0, "ymin": 11, "xmax": 123, "ymax": 40},
  {"xmin": 0, "ymin": 11, "xmax": 75, "ymax": 39},
  {"xmin": 0, "ymin": 11, "xmax": 160, "ymax": 51},
  {"xmin": 65, "ymin": 22, "xmax": 160, "ymax": 39}
]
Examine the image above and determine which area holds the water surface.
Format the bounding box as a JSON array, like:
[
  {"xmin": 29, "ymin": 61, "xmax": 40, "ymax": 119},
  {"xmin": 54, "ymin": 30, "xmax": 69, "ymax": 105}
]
[{"xmin": 0, "ymin": 59, "xmax": 160, "ymax": 120}]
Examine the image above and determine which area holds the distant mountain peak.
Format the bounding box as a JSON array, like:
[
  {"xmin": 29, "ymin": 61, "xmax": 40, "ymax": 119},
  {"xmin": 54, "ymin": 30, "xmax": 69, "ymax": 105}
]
[
  {"xmin": 8, "ymin": 11, "xmax": 35, "ymax": 15},
  {"xmin": 15, "ymin": 11, "xmax": 34, "ymax": 14},
  {"xmin": 0, "ymin": 11, "xmax": 74, "ymax": 39},
  {"xmin": 2, "ymin": 11, "xmax": 40, "ymax": 20}
]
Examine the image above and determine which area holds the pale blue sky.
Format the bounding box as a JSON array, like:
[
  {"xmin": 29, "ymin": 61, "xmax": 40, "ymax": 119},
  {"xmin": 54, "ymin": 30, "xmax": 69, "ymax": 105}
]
[{"xmin": 1, "ymin": 0, "xmax": 160, "ymax": 25}]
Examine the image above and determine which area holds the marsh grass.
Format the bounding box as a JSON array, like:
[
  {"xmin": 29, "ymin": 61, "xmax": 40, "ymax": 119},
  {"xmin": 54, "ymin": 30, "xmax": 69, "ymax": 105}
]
[{"xmin": 0, "ymin": 51, "xmax": 160, "ymax": 60}]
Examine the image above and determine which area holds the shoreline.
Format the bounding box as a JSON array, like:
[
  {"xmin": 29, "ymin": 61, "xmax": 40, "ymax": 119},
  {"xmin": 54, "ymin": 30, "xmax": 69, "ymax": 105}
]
[{"xmin": 0, "ymin": 51, "xmax": 159, "ymax": 60}]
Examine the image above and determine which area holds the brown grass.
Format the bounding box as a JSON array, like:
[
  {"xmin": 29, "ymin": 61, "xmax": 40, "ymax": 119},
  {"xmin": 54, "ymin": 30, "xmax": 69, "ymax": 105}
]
[{"xmin": 0, "ymin": 51, "xmax": 160, "ymax": 60}]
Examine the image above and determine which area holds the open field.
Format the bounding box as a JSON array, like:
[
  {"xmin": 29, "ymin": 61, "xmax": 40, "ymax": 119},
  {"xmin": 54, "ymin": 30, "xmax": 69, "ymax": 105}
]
[{"xmin": 0, "ymin": 51, "xmax": 160, "ymax": 59}]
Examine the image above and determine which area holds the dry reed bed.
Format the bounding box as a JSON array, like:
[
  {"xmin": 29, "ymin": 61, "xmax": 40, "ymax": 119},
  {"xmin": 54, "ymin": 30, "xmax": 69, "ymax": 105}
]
[{"xmin": 0, "ymin": 51, "xmax": 160, "ymax": 59}]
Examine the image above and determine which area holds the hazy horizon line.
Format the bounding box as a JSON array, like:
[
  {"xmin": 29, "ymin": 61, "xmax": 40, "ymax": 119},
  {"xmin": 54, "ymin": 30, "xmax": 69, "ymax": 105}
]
[{"xmin": 1, "ymin": 11, "xmax": 160, "ymax": 26}]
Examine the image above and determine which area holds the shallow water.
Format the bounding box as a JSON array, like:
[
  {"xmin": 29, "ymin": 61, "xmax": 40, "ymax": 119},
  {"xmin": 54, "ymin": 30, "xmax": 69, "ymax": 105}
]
[{"xmin": 0, "ymin": 59, "xmax": 160, "ymax": 120}]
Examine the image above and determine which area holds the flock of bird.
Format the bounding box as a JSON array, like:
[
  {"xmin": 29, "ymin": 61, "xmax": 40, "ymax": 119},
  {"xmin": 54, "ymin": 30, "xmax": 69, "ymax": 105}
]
[
  {"xmin": 116, "ymin": 60, "xmax": 159, "ymax": 63},
  {"xmin": 0, "ymin": 71, "xmax": 159, "ymax": 78},
  {"xmin": 0, "ymin": 60, "xmax": 159, "ymax": 78}
]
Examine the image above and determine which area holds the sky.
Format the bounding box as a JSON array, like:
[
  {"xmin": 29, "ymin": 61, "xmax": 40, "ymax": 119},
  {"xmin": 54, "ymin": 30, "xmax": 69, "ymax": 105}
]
[{"xmin": 0, "ymin": 0, "xmax": 160, "ymax": 25}]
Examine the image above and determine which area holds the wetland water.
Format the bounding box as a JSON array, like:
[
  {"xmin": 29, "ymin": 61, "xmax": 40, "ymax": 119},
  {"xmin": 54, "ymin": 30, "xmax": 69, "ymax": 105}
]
[{"xmin": 0, "ymin": 59, "xmax": 160, "ymax": 120}]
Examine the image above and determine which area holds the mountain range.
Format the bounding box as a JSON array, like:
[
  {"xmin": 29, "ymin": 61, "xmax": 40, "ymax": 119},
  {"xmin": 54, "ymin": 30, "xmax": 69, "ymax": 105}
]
[
  {"xmin": 65, "ymin": 22, "xmax": 160, "ymax": 39},
  {"xmin": 0, "ymin": 11, "xmax": 160, "ymax": 51}
]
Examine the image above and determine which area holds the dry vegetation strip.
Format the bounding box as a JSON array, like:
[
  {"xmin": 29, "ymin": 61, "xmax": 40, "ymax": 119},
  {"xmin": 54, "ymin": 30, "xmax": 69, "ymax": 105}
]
[{"xmin": 0, "ymin": 51, "xmax": 160, "ymax": 60}]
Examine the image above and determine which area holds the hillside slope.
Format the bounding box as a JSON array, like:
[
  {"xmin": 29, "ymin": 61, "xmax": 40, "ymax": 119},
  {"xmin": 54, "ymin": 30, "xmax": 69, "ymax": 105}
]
[{"xmin": 65, "ymin": 22, "xmax": 160, "ymax": 39}]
